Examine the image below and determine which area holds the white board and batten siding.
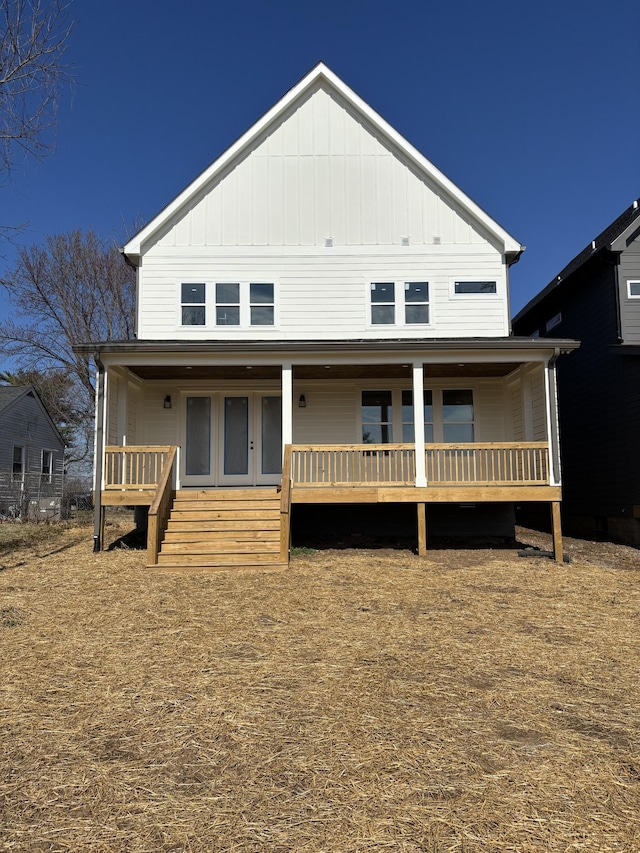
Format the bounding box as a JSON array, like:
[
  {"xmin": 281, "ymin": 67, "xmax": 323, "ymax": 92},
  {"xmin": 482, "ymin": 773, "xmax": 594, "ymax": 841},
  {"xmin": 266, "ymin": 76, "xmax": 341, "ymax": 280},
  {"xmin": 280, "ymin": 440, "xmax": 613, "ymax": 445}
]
[{"xmin": 136, "ymin": 85, "xmax": 510, "ymax": 341}]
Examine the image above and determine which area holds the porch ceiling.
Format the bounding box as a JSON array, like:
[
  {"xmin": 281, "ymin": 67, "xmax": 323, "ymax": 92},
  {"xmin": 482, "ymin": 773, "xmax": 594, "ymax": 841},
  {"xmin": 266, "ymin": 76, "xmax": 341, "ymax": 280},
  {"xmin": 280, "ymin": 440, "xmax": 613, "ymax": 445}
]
[{"xmin": 126, "ymin": 362, "xmax": 521, "ymax": 381}]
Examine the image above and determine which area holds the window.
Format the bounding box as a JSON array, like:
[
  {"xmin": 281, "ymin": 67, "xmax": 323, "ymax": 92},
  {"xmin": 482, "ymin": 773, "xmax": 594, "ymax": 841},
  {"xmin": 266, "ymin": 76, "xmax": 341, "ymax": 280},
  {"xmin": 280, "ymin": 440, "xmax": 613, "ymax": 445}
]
[
  {"xmin": 546, "ymin": 312, "xmax": 562, "ymax": 332},
  {"xmin": 362, "ymin": 390, "xmax": 393, "ymax": 443},
  {"xmin": 41, "ymin": 450, "xmax": 53, "ymax": 483},
  {"xmin": 454, "ymin": 281, "xmax": 497, "ymax": 295},
  {"xmin": 404, "ymin": 282, "xmax": 429, "ymax": 324},
  {"xmin": 370, "ymin": 283, "xmax": 395, "ymax": 325},
  {"xmin": 370, "ymin": 281, "xmax": 430, "ymax": 326},
  {"xmin": 181, "ymin": 283, "xmax": 206, "ymax": 325},
  {"xmin": 628, "ymin": 281, "xmax": 640, "ymax": 298},
  {"xmin": 216, "ymin": 283, "xmax": 240, "ymax": 325},
  {"xmin": 442, "ymin": 390, "xmax": 474, "ymax": 442},
  {"xmin": 250, "ymin": 283, "xmax": 275, "ymax": 325},
  {"xmin": 12, "ymin": 446, "xmax": 24, "ymax": 482},
  {"xmin": 402, "ymin": 390, "xmax": 434, "ymax": 442}
]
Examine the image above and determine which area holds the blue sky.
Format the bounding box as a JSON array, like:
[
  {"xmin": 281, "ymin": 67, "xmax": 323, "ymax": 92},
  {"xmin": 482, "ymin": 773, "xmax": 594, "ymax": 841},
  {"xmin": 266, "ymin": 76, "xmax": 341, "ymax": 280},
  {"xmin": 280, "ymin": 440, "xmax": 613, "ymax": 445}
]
[{"xmin": 2, "ymin": 0, "xmax": 639, "ymax": 316}]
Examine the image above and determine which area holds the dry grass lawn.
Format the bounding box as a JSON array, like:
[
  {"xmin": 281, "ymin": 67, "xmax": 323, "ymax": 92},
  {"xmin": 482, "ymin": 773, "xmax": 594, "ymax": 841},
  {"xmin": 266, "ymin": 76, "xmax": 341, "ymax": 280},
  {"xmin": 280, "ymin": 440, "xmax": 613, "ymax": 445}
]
[{"xmin": 0, "ymin": 521, "xmax": 639, "ymax": 852}]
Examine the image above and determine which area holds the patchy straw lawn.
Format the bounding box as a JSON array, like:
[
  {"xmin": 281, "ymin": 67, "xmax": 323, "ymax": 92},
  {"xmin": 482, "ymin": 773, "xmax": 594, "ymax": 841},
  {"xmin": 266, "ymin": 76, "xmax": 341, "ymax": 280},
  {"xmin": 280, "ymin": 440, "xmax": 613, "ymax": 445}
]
[{"xmin": 0, "ymin": 524, "xmax": 639, "ymax": 852}]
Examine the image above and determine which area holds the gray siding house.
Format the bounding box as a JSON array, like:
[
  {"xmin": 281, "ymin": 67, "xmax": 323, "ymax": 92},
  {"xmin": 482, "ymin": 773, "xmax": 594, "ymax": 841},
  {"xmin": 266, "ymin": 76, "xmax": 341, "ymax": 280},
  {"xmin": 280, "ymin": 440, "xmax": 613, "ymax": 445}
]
[
  {"xmin": 0, "ymin": 386, "xmax": 65, "ymax": 519},
  {"xmin": 513, "ymin": 198, "xmax": 640, "ymax": 543}
]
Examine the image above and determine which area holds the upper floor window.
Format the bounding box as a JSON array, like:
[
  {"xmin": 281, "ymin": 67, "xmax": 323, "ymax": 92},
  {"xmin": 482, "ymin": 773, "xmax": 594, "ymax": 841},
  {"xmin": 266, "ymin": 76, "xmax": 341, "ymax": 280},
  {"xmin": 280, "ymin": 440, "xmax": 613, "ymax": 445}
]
[
  {"xmin": 370, "ymin": 283, "xmax": 395, "ymax": 325},
  {"xmin": 454, "ymin": 281, "xmax": 497, "ymax": 295},
  {"xmin": 404, "ymin": 282, "xmax": 429, "ymax": 324},
  {"xmin": 370, "ymin": 281, "xmax": 430, "ymax": 326},
  {"xmin": 628, "ymin": 281, "xmax": 640, "ymax": 298},
  {"xmin": 216, "ymin": 283, "xmax": 240, "ymax": 325},
  {"xmin": 546, "ymin": 312, "xmax": 562, "ymax": 332},
  {"xmin": 181, "ymin": 283, "xmax": 206, "ymax": 325},
  {"xmin": 181, "ymin": 282, "xmax": 277, "ymax": 328},
  {"xmin": 250, "ymin": 283, "xmax": 275, "ymax": 326},
  {"xmin": 41, "ymin": 450, "xmax": 53, "ymax": 483}
]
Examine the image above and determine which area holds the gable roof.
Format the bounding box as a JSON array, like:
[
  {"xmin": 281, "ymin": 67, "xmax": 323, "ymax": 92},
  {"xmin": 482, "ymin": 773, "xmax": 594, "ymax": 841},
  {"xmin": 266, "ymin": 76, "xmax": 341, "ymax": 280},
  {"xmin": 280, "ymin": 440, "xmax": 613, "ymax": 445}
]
[
  {"xmin": 123, "ymin": 62, "xmax": 523, "ymax": 264},
  {"xmin": 0, "ymin": 385, "xmax": 65, "ymax": 447},
  {"xmin": 514, "ymin": 198, "xmax": 640, "ymax": 323}
]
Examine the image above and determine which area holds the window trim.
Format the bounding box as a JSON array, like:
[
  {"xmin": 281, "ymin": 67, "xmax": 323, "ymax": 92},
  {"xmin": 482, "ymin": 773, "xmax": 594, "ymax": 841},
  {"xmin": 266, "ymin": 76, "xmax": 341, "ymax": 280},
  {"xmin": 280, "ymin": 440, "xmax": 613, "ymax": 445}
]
[
  {"xmin": 627, "ymin": 280, "xmax": 640, "ymax": 299},
  {"xmin": 368, "ymin": 280, "xmax": 431, "ymax": 328}
]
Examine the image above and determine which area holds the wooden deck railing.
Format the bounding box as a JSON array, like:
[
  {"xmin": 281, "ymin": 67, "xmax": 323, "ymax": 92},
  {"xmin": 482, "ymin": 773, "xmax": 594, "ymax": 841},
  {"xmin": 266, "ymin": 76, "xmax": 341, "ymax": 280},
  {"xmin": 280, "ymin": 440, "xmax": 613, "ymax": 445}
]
[
  {"xmin": 425, "ymin": 442, "xmax": 549, "ymax": 485},
  {"xmin": 147, "ymin": 447, "xmax": 178, "ymax": 566},
  {"xmin": 104, "ymin": 446, "xmax": 173, "ymax": 489},
  {"xmin": 291, "ymin": 444, "xmax": 416, "ymax": 486},
  {"xmin": 290, "ymin": 442, "xmax": 549, "ymax": 487}
]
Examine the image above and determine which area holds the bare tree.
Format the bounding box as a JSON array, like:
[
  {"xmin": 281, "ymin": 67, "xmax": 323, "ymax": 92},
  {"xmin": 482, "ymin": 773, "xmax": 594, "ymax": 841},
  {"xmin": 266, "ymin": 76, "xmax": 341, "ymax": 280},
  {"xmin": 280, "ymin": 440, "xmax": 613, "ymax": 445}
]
[
  {"xmin": 0, "ymin": 0, "xmax": 73, "ymax": 178},
  {"xmin": 0, "ymin": 229, "xmax": 136, "ymax": 465}
]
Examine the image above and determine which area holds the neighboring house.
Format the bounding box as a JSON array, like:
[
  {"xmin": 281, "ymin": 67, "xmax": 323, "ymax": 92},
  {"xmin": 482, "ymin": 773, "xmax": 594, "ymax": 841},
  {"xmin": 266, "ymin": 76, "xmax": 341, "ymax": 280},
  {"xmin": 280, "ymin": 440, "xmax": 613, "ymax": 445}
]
[
  {"xmin": 0, "ymin": 386, "xmax": 65, "ymax": 519},
  {"xmin": 78, "ymin": 63, "xmax": 577, "ymax": 567},
  {"xmin": 513, "ymin": 198, "xmax": 640, "ymax": 544}
]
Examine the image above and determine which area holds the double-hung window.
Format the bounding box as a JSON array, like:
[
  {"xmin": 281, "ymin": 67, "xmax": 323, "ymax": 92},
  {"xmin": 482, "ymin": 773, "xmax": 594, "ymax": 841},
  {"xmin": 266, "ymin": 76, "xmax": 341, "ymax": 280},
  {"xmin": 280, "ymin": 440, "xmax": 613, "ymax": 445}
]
[
  {"xmin": 215, "ymin": 283, "xmax": 240, "ymax": 325},
  {"xmin": 181, "ymin": 283, "xmax": 206, "ymax": 325},
  {"xmin": 370, "ymin": 283, "xmax": 395, "ymax": 325},
  {"xmin": 404, "ymin": 282, "xmax": 429, "ymax": 324},
  {"xmin": 250, "ymin": 283, "xmax": 274, "ymax": 326}
]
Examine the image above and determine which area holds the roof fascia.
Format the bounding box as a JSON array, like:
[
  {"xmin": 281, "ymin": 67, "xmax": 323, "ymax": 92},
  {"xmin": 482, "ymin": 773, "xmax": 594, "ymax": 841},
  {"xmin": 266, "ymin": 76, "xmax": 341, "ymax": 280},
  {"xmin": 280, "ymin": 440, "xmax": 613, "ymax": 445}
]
[{"xmin": 123, "ymin": 63, "xmax": 522, "ymax": 261}]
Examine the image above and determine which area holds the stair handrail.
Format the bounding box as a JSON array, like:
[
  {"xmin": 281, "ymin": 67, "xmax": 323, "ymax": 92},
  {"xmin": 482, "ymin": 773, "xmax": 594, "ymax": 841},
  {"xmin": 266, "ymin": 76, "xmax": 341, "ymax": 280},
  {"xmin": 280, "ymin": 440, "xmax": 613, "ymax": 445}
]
[
  {"xmin": 147, "ymin": 445, "xmax": 178, "ymax": 566},
  {"xmin": 280, "ymin": 444, "xmax": 293, "ymax": 564}
]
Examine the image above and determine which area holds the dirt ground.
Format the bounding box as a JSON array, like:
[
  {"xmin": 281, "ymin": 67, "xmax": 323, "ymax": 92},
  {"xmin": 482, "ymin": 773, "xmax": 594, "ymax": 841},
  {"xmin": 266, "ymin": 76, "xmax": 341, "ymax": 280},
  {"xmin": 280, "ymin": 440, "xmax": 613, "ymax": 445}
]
[{"xmin": 0, "ymin": 523, "xmax": 639, "ymax": 852}]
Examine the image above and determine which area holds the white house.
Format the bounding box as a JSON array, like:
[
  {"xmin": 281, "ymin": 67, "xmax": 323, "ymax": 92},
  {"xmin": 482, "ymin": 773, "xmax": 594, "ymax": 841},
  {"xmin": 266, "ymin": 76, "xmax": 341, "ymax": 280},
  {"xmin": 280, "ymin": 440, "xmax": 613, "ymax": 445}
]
[{"xmin": 79, "ymin": 63, "xmax": 577, "ymax": 567}]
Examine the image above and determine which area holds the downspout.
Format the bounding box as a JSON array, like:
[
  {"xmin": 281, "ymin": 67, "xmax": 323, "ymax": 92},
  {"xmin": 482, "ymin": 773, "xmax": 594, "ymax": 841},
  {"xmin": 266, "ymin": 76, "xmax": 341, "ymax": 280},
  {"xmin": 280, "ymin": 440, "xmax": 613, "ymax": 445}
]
[{"xmin": 92, "ymin": 355, "xmax": 106, "ymax": 552}]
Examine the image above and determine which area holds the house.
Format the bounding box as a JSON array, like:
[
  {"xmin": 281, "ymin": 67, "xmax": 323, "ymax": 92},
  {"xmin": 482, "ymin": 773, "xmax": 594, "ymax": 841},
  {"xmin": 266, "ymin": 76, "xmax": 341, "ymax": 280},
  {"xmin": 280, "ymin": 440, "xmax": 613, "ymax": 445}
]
[
  {"xmin": 77, "ymin": 63, "xmax": 578, "ymax": 567},
  {"xmin": 0, "ymin": 385, "xmax": 65, "ymax": 519},
  {"xmin": 513, "ymin": 198, "xmax": 640, "ymax": 544}
]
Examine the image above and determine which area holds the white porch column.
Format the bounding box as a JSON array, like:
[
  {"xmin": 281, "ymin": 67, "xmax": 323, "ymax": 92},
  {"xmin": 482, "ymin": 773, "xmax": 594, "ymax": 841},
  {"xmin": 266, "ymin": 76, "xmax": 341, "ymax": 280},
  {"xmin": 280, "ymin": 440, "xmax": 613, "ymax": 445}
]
[
  {"xmin": 413, "ymin": 363, "xmax": 427, "ymax": 487},
  {"xmin": 281, "ymin": 362, "xmax": 293, "ymax": 456}
]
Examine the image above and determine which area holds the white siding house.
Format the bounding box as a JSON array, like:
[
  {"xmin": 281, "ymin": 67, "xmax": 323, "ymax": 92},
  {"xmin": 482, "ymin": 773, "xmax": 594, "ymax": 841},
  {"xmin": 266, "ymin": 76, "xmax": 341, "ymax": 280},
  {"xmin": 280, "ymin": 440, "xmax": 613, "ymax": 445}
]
[{"xmin": 80, "ymin": 64, "xmax": 577, "ymax": 566}]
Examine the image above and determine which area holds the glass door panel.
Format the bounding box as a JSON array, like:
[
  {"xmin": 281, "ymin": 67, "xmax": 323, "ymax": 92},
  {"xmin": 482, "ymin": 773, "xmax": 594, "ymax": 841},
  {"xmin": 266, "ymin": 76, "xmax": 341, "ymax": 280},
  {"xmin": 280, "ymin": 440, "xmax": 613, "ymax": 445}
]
[
  {"xmin": 223, "ymin": 397, "xmax": 250, "ymax": 476},
  {"xmin": 260, "ymin": 396, "xmax": 282, "ymax": 477},
  {"xmin": 185, "ymin": 396, "xmax": 211, "ymax": 476}
]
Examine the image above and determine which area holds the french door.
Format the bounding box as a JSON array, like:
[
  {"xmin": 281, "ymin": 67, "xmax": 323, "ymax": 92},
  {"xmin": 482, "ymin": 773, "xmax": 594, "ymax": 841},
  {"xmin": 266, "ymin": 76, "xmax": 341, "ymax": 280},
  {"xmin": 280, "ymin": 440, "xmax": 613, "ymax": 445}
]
[{"xmin": 182, "ymin": 393, "xmax": 282, "ymax": 487}]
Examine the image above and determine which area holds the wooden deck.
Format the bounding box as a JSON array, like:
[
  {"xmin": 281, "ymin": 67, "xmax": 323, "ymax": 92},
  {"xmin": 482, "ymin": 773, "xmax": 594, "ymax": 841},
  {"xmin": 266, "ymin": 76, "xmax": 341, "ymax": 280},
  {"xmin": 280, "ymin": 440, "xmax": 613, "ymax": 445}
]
[{"xmin": 98, "ymin": 442, "xmax": 563, "ymax": 565}]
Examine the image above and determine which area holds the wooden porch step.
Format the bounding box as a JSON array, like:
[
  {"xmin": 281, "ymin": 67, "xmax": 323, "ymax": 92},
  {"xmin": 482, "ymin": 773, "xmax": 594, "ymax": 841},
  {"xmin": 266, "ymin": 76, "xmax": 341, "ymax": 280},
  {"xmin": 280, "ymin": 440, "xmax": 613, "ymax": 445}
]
[
  {"xmin": 174, "ymin": 488, "xmax": 280, "ymax": 501},
  {"xmin": 156, "ymin": 487, "xmax": 285, "ymax": 570},
  {"xmin": 163, "ymin": 529, "xmax": 280, "ymax": 542}
]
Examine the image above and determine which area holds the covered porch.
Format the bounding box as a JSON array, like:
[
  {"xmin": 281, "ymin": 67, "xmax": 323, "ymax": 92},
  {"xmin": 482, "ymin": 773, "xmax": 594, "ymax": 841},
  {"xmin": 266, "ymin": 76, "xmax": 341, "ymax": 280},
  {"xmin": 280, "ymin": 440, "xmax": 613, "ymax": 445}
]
[{"xmin": 86, "ymin": 337, "xmax": 577, "ymax": 566}]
